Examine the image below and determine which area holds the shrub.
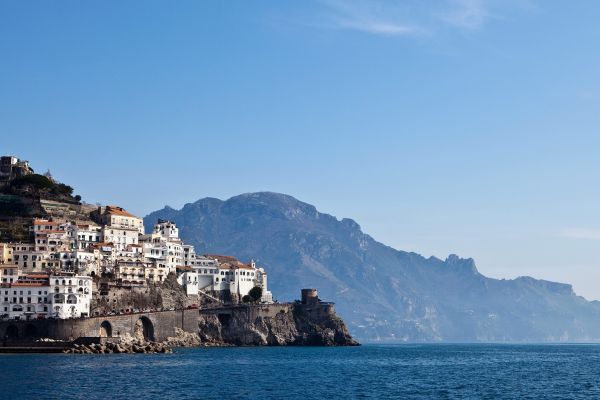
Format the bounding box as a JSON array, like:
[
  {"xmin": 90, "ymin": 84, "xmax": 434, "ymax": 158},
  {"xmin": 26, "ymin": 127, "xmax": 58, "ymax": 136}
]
[{"xmin": 248, "ymin": 286, "xmax": 263, "ymax": 302}]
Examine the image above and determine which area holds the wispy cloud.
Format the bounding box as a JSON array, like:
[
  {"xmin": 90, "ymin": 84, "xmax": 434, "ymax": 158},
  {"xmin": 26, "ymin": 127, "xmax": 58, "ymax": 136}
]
[
  {"xmin": 319, "ymin": 0, "xmax": 424, "ymax": 37},
  {"xmin": 337, "ymin": 19, "xmax": 419, "ymax": 36},
  {"xmin": 311, "ymin": 0, "xmax": 525, "ymax": 38},
  {"xmin": 441, "ymin": 0, "xmax": 489, "ymax": 29},
  {"xmin": 560, "ymin": 228, "xmax": 600, "ymax": 240}
]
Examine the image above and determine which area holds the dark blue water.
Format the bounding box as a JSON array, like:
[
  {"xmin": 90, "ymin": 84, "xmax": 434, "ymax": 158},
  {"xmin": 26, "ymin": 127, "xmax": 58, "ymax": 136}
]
[{"xmin": 2, "ymin": 344, "xmax": 600, "ymax": 399}]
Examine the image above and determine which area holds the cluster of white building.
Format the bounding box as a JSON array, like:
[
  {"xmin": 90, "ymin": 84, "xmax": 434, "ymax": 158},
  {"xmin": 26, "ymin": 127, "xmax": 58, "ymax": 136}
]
[
  {"xmin": 0, "ymin": 205, "xmax": 273, "ymax": 320},
  {"xmin": 0, "ymin": 273, "xmax": 92, "ymax": 321}
]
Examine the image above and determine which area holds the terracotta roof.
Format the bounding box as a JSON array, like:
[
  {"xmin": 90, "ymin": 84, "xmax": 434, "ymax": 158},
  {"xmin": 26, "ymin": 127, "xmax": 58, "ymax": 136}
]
[
  {"xmin": 33, "ymin": 220, "xmax": 59, "ymax": 225},
  {"xmin": 206, "ymin": 254, "xmax": 239, "ymax": 262},
  {"xmin": 77, "ymin": 224, "xmax": 98, "ymax": 229},
  {"xmin": 12, "ymin": 282, "xmax": 47, "ymax": 287},
  {"xmin": 92, "ymin": 242, "xmax": 114, "ymax": 248},
  {"xmin": 176, "ymin": 265, "xmax": 192, "ymax": 271},
  {"xmin": 105, "ymin": 206, "xmax": 138, "ymax": 218}
]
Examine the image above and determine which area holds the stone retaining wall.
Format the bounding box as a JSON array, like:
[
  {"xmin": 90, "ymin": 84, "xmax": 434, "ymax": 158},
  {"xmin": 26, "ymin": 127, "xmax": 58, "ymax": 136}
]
[{"xmin": 0, "ymin": 309, "xmax": 198, "ymax": 343}]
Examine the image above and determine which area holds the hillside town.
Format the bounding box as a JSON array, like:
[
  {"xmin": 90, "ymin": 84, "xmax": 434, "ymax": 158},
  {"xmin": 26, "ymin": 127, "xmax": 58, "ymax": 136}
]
[{"xmin": 0, "ymin": 155, "xmax": 273, "ymax": 322}]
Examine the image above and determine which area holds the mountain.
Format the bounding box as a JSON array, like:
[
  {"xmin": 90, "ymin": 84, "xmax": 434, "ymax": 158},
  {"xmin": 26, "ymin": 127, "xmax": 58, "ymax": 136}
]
[{"xmin": 145, "ymin": 192, "xmax": 600, "ymax": 342}]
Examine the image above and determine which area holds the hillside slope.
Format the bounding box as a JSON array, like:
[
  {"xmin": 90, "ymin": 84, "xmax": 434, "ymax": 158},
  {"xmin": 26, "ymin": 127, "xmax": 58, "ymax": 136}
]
[{"xmin": 145, "ymin": 192, "xmax": 600, "ymax": 342}]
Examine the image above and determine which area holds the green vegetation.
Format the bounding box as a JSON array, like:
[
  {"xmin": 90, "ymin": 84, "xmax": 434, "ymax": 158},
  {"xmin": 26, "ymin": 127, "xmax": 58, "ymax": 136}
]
[
  {"xmin": 2, "ymin": 173, "xmax": 80, "ymax": 204},
  {"xmin": 10, "ymin": 174, "xmax": 54, "ymax": 192},
  {"xmin": 248, "ymin": 286, "xmax": 263, "ymax": 302},
  {"xmin": 0, "ymin": 218, "xmax": 29, "ymax": 242},
  {"xmin": 0, "ymin": 194, "xmax": 29, "ymax": 217}
]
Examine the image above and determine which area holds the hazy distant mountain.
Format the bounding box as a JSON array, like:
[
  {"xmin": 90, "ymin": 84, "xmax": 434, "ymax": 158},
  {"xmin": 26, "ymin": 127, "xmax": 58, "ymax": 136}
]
[{"xmin": 145, "ymin": 192, "xmax": 600, "ymax": 342}]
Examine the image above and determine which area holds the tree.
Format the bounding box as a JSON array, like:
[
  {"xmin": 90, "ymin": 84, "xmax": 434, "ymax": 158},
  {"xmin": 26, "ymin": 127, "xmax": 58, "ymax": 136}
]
[
  {"xmin": 242, "ymin": 295, "xmax": 252, "ymax": 303},
  {"xmin": 248, "ymin": 286, "xmax": 263, "ymax": 303},
  {"xmin": 10, "ymin": 174, "xmax": 54, "ymax": 197},
  {"xmin": 55, "ymin": 183, "xmax": 74, "ymax": 196}
]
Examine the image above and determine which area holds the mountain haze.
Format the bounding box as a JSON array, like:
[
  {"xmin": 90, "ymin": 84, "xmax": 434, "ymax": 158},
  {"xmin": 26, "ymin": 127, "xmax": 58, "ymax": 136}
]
[{"xmin": 145, "ymin": 192, "xmax": 600, "ymax": 342}]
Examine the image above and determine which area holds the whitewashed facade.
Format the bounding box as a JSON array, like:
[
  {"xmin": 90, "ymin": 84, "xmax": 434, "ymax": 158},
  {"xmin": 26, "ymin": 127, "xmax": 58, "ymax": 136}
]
[{"xmin": 0, "ymin": 274, "xmax": 92, "ymax": 320}]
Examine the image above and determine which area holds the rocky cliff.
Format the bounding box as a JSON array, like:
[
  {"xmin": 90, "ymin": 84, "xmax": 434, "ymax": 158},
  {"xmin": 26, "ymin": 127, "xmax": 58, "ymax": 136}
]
[{"xmin": 197, "ymin": 303, "xmax": 358, "ymax": 346}]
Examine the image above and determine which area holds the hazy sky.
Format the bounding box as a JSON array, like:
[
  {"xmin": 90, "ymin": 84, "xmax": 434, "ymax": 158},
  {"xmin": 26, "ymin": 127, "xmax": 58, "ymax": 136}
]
[{"xmin": 2, "ymin": 1, "xmax": 600, "ymax": 299}]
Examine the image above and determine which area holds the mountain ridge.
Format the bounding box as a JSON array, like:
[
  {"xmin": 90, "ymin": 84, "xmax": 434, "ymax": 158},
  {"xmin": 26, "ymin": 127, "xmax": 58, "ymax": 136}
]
[{"xmin": 145, "ymin": 191, "xmax": 600, "ymax": 342}]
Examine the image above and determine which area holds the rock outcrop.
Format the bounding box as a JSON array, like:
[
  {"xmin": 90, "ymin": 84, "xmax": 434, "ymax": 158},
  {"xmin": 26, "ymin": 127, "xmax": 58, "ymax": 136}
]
[
  {"xmin": 163, "ymin": 327, "xmax": 201, "ymax": 347},
  {"xmin": 63, "ymin": 339, "xmax": 173, "ymax": 354},
  {"xmin": 197, "ymin": 303, "xmax": 358, "ymax": 346}
]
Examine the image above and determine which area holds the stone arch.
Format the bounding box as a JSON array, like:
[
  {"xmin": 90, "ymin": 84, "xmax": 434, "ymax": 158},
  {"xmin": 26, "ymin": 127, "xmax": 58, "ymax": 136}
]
[
  {"xmin": 217, "ymin": 313, "xmax": 231, "ymax": 326},
  {"xmin": 134, "ymin": 316, "xmax": 155, "ymax": 341},
  {"xmin": 5, "ymin": 325, "xmax": 19, "ymax": 340},
  {"xmin": 99, "ymin": 321, "xmax": 112, "ymax": 338},
  {"xmin": 24, "ymin": 324, "xmax": 38, "ymax": 338}
]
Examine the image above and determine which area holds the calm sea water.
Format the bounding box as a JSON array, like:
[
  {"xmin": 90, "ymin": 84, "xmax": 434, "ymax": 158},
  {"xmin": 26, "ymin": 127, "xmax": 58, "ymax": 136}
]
[{"xmin": 2, "ymin": 344, "xmax": 600, "ymax": 399}]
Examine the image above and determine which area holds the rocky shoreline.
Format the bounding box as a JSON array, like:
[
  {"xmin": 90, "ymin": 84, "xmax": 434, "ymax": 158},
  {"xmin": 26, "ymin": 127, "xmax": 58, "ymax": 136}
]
[{"xmin": 64, "ymin": 340, "xmax": 172, "ymax": 354}]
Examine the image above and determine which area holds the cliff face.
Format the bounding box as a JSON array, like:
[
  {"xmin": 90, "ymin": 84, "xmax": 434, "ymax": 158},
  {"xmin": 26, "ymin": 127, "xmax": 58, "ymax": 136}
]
[
  {"xmin": 91, "ymin": 273, "xmax": 193, "ymax": 314},
  {"xmin": 197, "ymin": 304, "xmax": 358, "ymax": 346}
]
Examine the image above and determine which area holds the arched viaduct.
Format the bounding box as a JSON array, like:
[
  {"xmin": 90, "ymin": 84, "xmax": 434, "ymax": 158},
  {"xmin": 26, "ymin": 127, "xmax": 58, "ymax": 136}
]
[{"xmin": 0, "ymin": 309, "xmax": 198, "ymax": 343}]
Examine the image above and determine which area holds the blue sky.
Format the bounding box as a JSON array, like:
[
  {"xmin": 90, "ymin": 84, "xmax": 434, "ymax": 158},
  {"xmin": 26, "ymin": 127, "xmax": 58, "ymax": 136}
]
[{"xmin": 2, "ymin": 1, "xmax": 600, "ymax": 299}]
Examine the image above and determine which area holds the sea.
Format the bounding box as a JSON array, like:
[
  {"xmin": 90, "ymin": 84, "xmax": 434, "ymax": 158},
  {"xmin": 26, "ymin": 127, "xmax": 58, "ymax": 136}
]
[{"xmin": 2, "ymin": 344, "xmax": 599, "ymax": 399}]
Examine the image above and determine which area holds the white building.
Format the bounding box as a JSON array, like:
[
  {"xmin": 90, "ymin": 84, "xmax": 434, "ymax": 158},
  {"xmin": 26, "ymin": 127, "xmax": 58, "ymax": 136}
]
[
  {"xmin": 96, "ymin": 206, "xmax": 144, "ymax": 251},
  {"xmin": 177, "ymin": 266, "xmax": 199, "ymax": 296},
  {"xmin": 75, "ymin": 223, "xmax": 102, "ymax": 250},
  {"xmin": 182, "ymin": 244, "xmax": 196, "ymax": 267},
  {"xmin": 194, "ymin": 256, "xmax": 220, "ymax": 290},
  {"xmin": 13, "ymin": 245, "xmax": 55, "ymax": 273},
  {"xmin": 0, "ymin": 275, "xmax": 50, "ymax": 319},
  {"xmin": 102, "ymin": 226, "xmax": 140, "ymax": 252},
  {"xmin": 138, "ymin": 220, "xmax": 187, "ymax": 282},
  {"xmin": 50, "ymin": 274, "xmax": 93, "ymax": 319},
  {"xmin": 31, "ymin": 219, "xmax": 75, "ymax": 252},
  {"xmin": 96, "ymin": 205, "xmax": 144, "ymax": 233},
  {"xmin": 0, "ymin": 274, "xmax": 92, "ymax": 320},
  {"xmin": 0, "ymin": 264, "xmax": 20, "ymax": 284},
  {"xmin": 196, "ymin": 255, "xmax": 273, "ymax": 303},
  {"xmin": 49, "ymin": 251, "xmax": 101, "ymax": 275}
]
